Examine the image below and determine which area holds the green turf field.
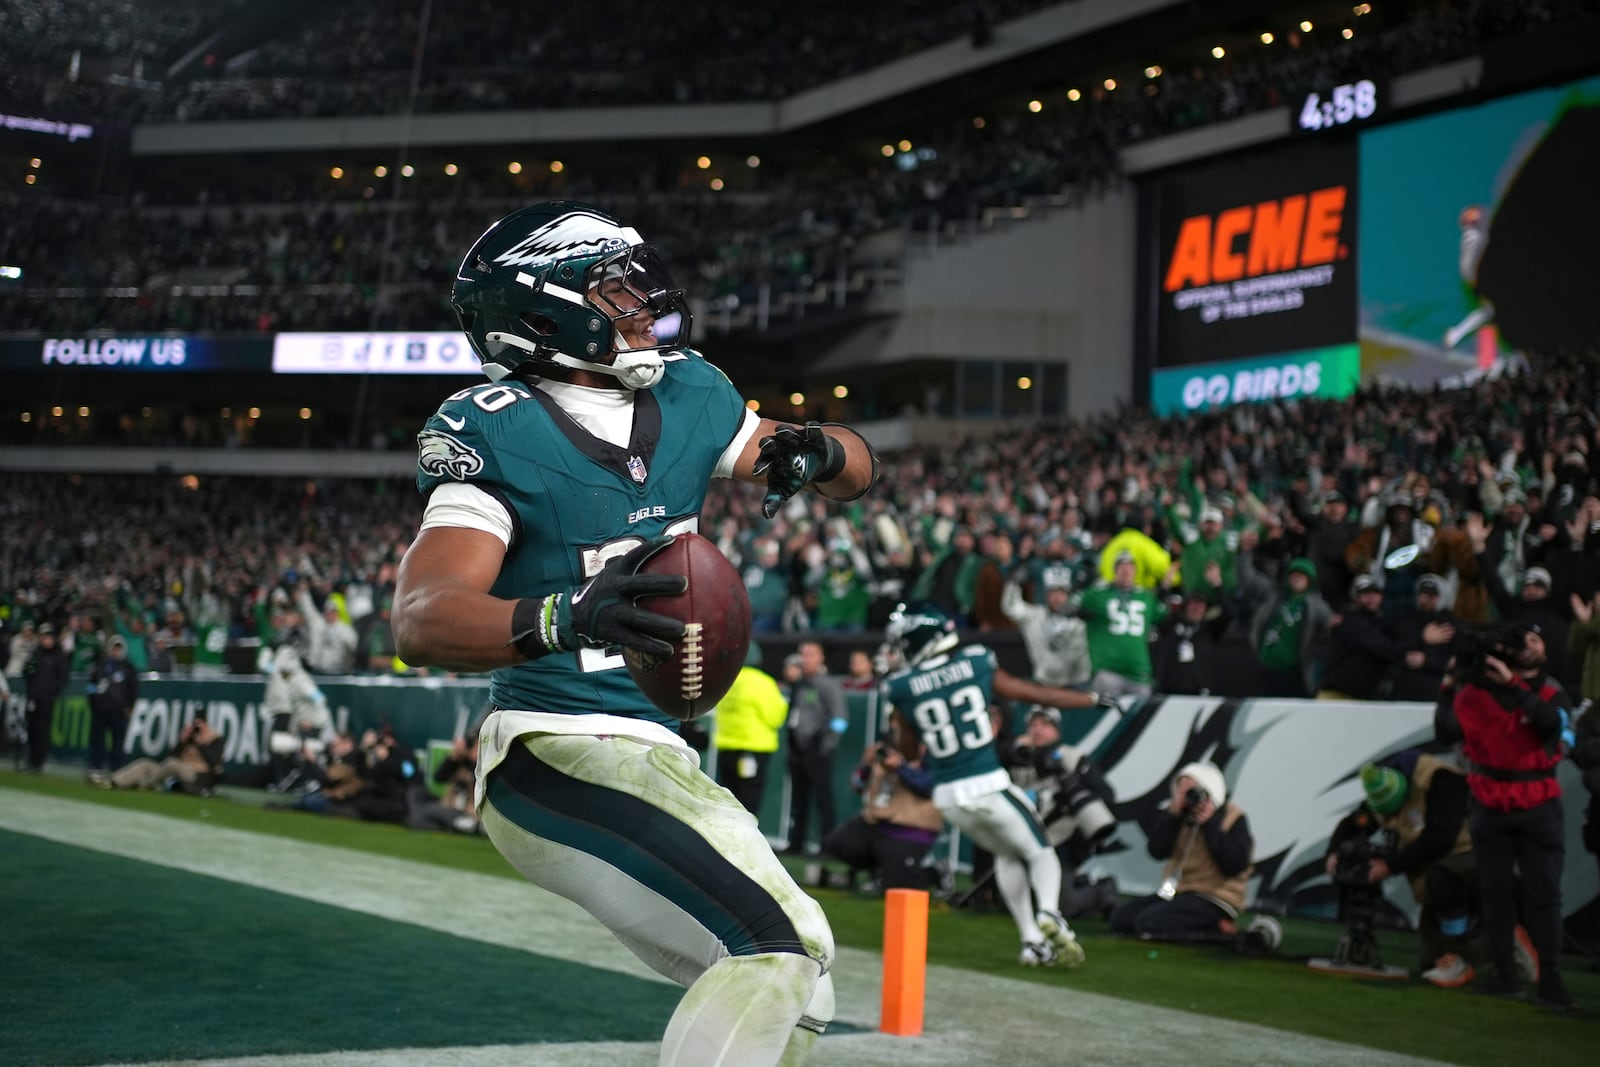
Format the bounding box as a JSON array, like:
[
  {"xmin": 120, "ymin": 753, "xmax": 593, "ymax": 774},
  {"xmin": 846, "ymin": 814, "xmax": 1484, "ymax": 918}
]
[{"xmin": 2, "ymin": 767, "xmax": 1595, "ymax": 1066}]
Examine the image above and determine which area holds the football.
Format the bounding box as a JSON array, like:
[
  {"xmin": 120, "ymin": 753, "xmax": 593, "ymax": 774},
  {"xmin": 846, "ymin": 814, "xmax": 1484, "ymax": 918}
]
[{"xmin": 623, "ymin": 532, "xmax": 752, "ymax": 721}]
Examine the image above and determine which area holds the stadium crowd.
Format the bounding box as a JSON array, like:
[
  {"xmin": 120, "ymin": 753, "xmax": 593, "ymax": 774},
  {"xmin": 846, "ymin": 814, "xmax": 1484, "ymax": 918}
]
[
  {"xmin": 5, "ymin": 0, "xmax": 1589, "ymax": 122},
  {"xmin": 6, "ymin": 0, "xmax": 1597, "ymax": 335},
  {"xmin": 8, "ymin": 352, "xmax": 1600, "ymax": 705}
]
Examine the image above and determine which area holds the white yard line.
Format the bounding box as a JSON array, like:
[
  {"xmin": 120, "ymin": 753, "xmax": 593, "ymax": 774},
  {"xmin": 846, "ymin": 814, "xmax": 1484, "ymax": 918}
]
[{"xmin": 2, "ymin": 788, "xmax": 1449, "ymax": 1067}]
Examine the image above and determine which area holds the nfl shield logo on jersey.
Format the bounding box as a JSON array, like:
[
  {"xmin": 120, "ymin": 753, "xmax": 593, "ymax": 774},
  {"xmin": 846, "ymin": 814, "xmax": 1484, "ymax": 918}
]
[{"xmin": 627, "ymin": 455, "xmax": 648, "ymax": 484}]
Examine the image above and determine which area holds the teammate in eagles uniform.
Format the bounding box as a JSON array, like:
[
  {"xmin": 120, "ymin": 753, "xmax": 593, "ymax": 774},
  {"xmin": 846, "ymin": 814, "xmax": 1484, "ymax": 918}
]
[
  {"xmin": 881, "ymin": 602, "xmax": 1108, "ymax": 968},
  {"xmin": 392, "ymin": 202, "xmax": 877, "ymax": 1067}
]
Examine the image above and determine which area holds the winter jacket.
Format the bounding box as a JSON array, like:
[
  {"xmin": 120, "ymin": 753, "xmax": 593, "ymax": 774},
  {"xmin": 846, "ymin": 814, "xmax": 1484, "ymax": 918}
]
[{"xmin": 1321, "ymin": 607, "xmax": 1403, "ymax": 699}]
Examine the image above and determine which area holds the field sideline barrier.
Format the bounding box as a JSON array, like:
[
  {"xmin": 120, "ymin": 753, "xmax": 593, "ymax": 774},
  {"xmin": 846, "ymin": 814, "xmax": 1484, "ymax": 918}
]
[{"xmin": 12, "ymin": 675, "xmax": 1595, "ymax": 924}]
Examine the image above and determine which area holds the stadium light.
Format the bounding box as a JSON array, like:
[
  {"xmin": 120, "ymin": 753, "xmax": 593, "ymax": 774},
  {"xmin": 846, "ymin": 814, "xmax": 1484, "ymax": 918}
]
[
  {"xmin": 330, "ymin": 166, "xmax": 344, "ymax": 179},
  {"xmin": 77, "ymin": 406, "xmax": 90, "ymax": 417},
  {"xmin": 880, "ymin": 144, "xmax": 895, "ymax": 157},
  {"xmin": 1028, "ymin": 99, "xmax": 1043, "ymax": 112},
  {"xmin": 374, "ymin": 165, "xmax": 388, "ymax": 177},
  {"xmin": 248, "ymin": 407, "xmax": 261, "ymax": 419},
  {"xmin": 710, "ymin": 177, "xmax": 725, "ymax": 190},
  {"xmin": 696, "ymin": 155, "xmax": 711, "ymax": 169},
  {"xmin": 1067, "ymin": 88, "xmax": 1081, "ymax": 101},
  {"xmin": 1212, "ymin": 45, "xmax": 1226, "ymax": 59},
  {"xmin": 1017, "ymin": 376, "xmax": 1033, "ymax": 390},
  {"xmin": 1104, "ymin": 78, "xmax": 1117, "ymax": 91},
  {"xmin": 51, "ymin": 406, "xmax": 63, "ymax": 417},
  {"xmin": 549, "ymin": 160, "xmax": 564, "ymax": 173},
  {"xmin": 972, "ymin": 116, "xmax": 986, "ymax": 128},
  {"xmin": 746, "ymin": 155, "xmax": 760, "ymax": 168},
  {"xmin": 833, "ymin": 385, "xmax": 849, "ymax": 399},
  {"xmin": 508, "ymin": 161, "xmax": 522, "ymax": 174},
  {"xmin": 789, "ymin": 392, "xmax": 805, "ymax": 406},
  {"xmin": 20, "ymin": 412, "xmax": 33, "ymax": 423},
  {"xmin": 1342, "ymin": 27, "xmax": 1354, "ymax": 38},
  {"xmin": 1301, "ymin": 20, "xmax": 1314, "ymax": 31},
  {"xmin": 299, "ymin": 408, "xmax": 312, "ymax": 420},
  {"xmin": 401, "ymin": 164, "xmax": 415, "ymax": 177},
  {"xmin": 0, "ymin": 265, "xmax": 21, "ymax": 280},
  {"xmin": 25, "ymin": 174, "xmax": 36, "ymax": 185},
  {"xmin": 1354, "ymin": 3, "xmax": 1373, "ymax": 14},
  {"xmin": 29, "ymin": 157, "xmax": 41, "ymax": 168},
  {"xmin": 1144, "ymin": 66, "xmax": 1162, "ymax": 79},
  {"xmin": 444, "ymin": 163, "xmax": 458, "ymax": 175},
  {"xmin": 746, "ymin": 399, "xmax": 761, "ymax": 412},
  {"xmin": 1260, "ymin": 31, "xmax": 1275, "ymax": 44}
]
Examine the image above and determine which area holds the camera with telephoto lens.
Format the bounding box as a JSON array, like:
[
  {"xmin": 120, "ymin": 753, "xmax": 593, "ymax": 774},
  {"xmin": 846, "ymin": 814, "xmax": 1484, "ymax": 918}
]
[
  {"xmin": 1182, "ymin": 785, "xmax": 1206, "ymax": 820},
  {"xmin": 1325, "ymin": 821, "xmax": 1395, "ymax": 969},
  {"xmin": 1029, "ymin": 743, "xmax": 1117, "ymax": 849}
]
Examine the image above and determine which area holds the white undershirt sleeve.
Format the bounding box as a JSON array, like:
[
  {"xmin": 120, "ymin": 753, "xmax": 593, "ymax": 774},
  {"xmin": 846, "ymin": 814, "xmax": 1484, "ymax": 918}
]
[
  {"xmin": 714, "ymin": 408, "xmax": 761, "ymax": 480},
  {"xmin": 420, "ymin": 482, "xmax": 515, "ymax": 548}
]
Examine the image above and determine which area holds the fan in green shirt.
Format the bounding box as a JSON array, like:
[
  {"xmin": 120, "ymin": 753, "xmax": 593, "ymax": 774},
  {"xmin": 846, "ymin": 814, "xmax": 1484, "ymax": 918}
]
[{"xmin": 1076, "ymin": 552, "xmax": 1167, "ymax": 695}]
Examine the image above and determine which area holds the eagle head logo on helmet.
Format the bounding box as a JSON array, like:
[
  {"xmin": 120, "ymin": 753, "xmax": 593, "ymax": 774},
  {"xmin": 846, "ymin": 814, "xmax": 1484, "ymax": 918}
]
[
  {"xmin": 885, "ymin": 602, "xmax": 960, "ymax": 670},
  {"xmin": 450, "ymin": 201, "xmax": 693, "ymax": 392}
]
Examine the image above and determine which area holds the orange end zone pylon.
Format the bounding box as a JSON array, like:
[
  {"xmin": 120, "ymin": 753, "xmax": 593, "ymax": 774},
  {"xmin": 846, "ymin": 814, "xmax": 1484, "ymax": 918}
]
[{"xmin": 880, "ymin": 887, "xmax": 928, "ymax": 1036}]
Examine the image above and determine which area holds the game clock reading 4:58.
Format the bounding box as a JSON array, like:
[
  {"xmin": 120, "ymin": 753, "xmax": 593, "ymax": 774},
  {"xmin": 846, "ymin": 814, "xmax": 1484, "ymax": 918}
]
[{"xmin": 1295, "ymin": 79, "xmax": 1382, "ymax": 132}]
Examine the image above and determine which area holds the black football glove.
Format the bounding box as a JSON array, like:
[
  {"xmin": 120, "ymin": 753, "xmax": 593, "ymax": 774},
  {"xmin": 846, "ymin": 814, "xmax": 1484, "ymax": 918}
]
[
  {"xmin": 753, "ymin": 422, "xmax": 844, "ymax": 519},
  {"xmin": 555, "ymin": 536, "xmax": 687, "ymax": 657}
]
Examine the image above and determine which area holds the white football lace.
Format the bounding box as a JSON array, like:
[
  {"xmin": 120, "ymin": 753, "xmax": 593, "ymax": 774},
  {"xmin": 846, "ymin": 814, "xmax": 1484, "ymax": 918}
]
[{"xmin": 680, "ymin": 622, "xmax": 704, "ymax": 699}]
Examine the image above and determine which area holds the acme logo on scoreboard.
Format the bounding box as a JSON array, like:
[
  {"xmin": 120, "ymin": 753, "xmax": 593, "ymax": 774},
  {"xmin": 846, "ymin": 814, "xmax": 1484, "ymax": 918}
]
[{"xmin": 1163, "ymin": 186, "xmax": 1348, "ymax": 291}]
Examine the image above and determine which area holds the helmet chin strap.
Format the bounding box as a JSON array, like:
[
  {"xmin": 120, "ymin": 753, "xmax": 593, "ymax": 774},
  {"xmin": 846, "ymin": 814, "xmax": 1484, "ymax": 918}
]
[{"xmin": 485, "ymin": 331, "xmax": 664, "ymax": 390}]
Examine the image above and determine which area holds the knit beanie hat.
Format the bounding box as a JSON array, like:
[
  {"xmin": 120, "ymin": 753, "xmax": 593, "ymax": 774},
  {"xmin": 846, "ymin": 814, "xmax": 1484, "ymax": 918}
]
[
  {"xmin": 1361, "ymin": 763, "xmax": 1407, "ymax": 815},
  {"xmin": 1175, "ymin": 761, "xmax": 1227, "ymax": 806}
]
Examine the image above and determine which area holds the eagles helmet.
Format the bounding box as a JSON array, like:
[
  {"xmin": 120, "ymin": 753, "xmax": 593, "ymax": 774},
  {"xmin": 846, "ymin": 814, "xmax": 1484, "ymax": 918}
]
[
  {"xmin": 884, "ymin": 601, "xmax": 960, "ymax": 671},
  {"xmin": 451, "ymin": 201, "xmax": 691, "ymax": 390}
]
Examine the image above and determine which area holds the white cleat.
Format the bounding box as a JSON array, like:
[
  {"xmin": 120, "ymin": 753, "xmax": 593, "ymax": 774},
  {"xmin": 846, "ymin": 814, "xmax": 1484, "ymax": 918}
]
[
  {"xmin": 1019, "ymin": 941, "xmax": 1058, "ymax": 967},
  {"xmin": 1037, "ymin": 910, "xmax": 1087, "ymax": 968}
]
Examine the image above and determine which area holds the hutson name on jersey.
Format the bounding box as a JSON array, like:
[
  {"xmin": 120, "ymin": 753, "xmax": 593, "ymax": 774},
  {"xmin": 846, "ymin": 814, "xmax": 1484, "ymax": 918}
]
[{"xmin": 907, "ymin": 655, "xmax": 977, "ymax": 695}]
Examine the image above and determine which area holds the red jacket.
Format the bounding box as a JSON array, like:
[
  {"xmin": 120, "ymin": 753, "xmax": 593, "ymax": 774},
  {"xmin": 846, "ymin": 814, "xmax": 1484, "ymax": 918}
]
[{"xmin": 1455, "ymin": 676, "xmax": 1566, "ymax": 811}]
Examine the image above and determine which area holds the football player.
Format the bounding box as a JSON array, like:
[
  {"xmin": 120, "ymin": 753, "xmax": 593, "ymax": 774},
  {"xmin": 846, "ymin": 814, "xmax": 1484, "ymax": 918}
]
[
  {"xmin": 392, "ymin": 202, "xmax": 877, "ymax": 1066},
  {"xmin": 880, "ymin": 602, "xmax": 1110, "ymax": 967}
]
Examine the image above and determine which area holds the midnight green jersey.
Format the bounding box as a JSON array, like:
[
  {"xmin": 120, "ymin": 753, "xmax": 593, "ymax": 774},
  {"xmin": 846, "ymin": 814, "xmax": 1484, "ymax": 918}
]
[
  {"xmin": 883, "ymin": 644, "xmax": 1002, "ymax": 785},
  {"xmin": 415, "ymin": 350, "xmax": 749, "ymax": 729}
]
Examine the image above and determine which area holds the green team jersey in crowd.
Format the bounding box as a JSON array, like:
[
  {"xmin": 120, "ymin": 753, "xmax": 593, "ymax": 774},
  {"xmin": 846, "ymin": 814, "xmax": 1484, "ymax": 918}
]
[
  {"xmin": 1258, "ymin": 593, "xmax": 1308, "ymax": 672},
  {"xmin": 883, "ymin": 644, "xmax": 1003, "ymax": 786},
  {"xmin": 1076, "ymin": 583, "xmax": 1165, "ymax": 683},
  {"xmin": 415, "ymin": 350, "xmax": 748, "ymax": 730},
  {"xmin": 192, "ymin": 621, "xmax": 229, "ymax": 667}
]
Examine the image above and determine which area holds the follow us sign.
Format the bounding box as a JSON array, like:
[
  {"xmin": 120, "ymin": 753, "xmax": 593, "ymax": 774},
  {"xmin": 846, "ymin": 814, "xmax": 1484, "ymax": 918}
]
[{"xmin": 1148, "ymin": 344, "xmax": 1360, "ymax": 416}]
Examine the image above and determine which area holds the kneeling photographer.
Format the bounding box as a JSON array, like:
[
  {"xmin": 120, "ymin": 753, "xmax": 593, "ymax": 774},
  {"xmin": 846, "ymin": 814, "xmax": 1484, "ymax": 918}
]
[
  {"xmin": 1451, "ymin": 621, "xmax": 1577, "ymax": 1009},
  {"xmin": 1007, "ymin": 707, "xmax": 1120, "ymax": 919},
  {"xmin": 821, "ymin": 728, "xmax": 943, "ymax": 894},
  {"xmin": 1110, "ymin": 761, "xmax": 1255, "ymax": 940},
  {"xmin": 1323, "ymin": 755, "xmax": 1477, "ymax": 986}
]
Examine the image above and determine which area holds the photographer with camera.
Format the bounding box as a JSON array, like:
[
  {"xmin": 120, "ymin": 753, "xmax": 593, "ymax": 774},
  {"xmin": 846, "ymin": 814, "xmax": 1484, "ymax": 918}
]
[
  {"xmin": 104, "ymin": 713, "xmax": 224, "ymax": 794},
  {"xmin": 1323, "ymin": 755, "xmax": 1480, "ymax": 986},
  {"xmin": 820, "ymin": 728, "xmax": 943, "ymax": 895},
  {"xmin": 1452, "ymin": 621, "xmax": 1578, "ymax": 1008},
  {"xmin": 1007, "ymin": 707, "xmax": 1120, "ymax": 920},
  {"xmin": 1110, "ymin": 761, "xmax": 1254, "ymax": 940}
]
